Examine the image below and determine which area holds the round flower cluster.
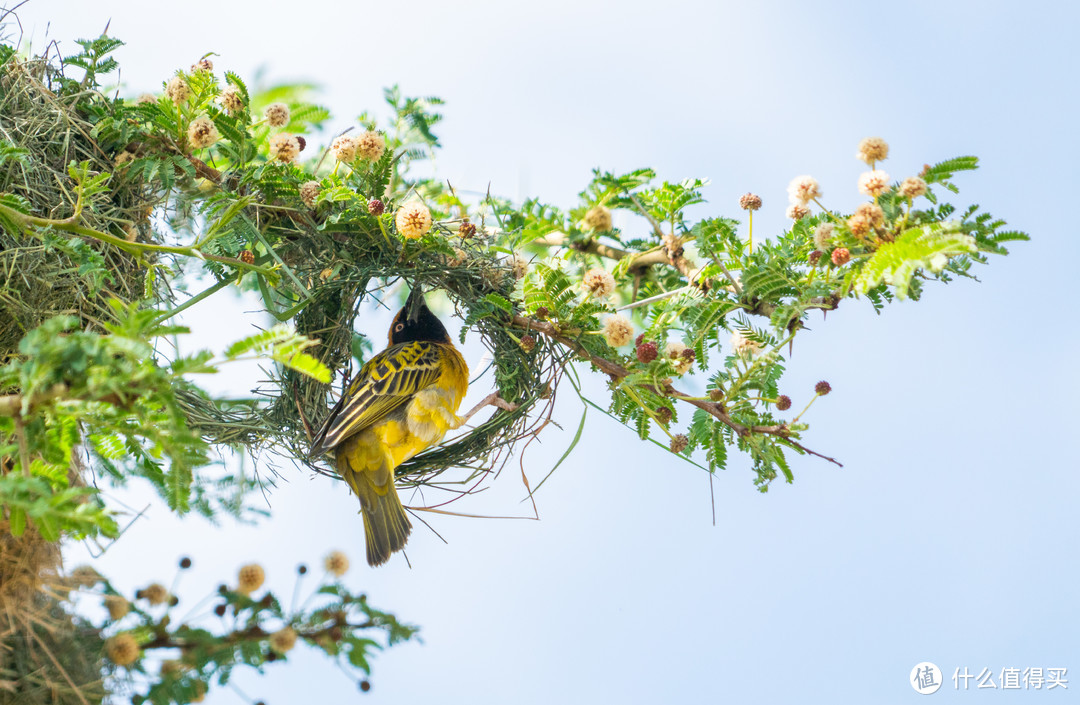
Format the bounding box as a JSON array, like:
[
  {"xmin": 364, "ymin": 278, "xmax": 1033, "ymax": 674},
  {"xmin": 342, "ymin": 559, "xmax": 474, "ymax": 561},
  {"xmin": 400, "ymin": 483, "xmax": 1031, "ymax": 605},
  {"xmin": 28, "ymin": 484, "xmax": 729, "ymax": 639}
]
[
  {"xmin": 786, "ymin": 175, "xmax": 821, "ymax": 206},
  {"xmin": 813, "ymin": 223, "xmax": 835, "ymax": 249},
  {"xmin": 665, "ymin": 341, "xmax": 694, "ymax": 375},
  {"xmin": 731, "ymin": 331, "xmax": 762, "ymax": 357},
  {"xmin": 218, "ymin": 85, "xmax": 244, "ymax": 114},
  {"xmin": 856, "ymin": 137, "xmax": 889, "ymax": 165},
  {"xmin": 583, "ymin": 268, "xmax": 616, "ymax": 298},
  {"xmin": 857, "ymin": 170, "xmax": 890, "ymax": 198},
  {"xmin": 395, "ymin": 201, "xmax": 433, "ymax": 239},
  {"xmin": 511, "ymin": 253, "xmax": 529, "ymax": 281},
  {"xmin": 785, "ymin": 204, "xmax": 810, "ymax": 221},
  {"xmin": 331, "ymin": 134, "xmax": 359, "ymax": 163},
  {"xmin": 165, "ymin": 76, "xmax": 190, "ymax": 105},
  {"xmin": 264, "ymin": 102, "xmax": 291, "ymax": 128},
  {"xmin": 899, "ymin": 176, "xmax": 928, "ymax": 199},
  {"xmin": 739, "ymin": 193, "xmax": 762, "ymax": 211},
  {"xmin": 356, "ymin": 131, "xmax": 386, "ymax": 161},
  {"xmin": 187, "ymin": 115, "xmax": 219, "ymax": 149},
  {"xmin": 602, "ymin": 315, "xmax": 634, "ymax": 347},
  {"xmin": 269, "ymin": 133, "xmax": 301, "ymax": 163}
]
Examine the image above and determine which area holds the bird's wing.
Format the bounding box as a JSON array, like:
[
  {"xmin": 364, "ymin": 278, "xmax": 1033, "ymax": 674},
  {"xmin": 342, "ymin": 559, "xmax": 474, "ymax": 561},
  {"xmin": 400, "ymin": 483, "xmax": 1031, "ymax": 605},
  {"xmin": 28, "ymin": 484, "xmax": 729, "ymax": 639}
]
[{"xmin": 309, "ymin": 341, "xmax": 444, "ymax": 456}]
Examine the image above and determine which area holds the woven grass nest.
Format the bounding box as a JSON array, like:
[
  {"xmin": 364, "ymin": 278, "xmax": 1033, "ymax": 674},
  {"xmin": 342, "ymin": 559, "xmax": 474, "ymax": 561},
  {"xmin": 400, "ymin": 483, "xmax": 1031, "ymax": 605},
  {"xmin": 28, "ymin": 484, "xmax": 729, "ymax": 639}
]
[{"xmin": 0, "ymin": 51, "xmax": 552, "ymax": 491}]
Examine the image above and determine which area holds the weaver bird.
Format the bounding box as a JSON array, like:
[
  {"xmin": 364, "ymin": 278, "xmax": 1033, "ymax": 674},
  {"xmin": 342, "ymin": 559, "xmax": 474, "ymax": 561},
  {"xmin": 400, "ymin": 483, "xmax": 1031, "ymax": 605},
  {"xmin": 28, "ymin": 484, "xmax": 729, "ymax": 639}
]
[{"xmin": 310, "ymin": 289, "xmax": 469, "ymax": 566}]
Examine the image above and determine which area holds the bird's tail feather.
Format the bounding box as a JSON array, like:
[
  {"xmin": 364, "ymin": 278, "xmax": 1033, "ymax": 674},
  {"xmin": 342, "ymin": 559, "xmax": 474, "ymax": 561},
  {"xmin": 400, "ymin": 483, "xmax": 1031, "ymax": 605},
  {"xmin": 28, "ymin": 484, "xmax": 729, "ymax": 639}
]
[{"xmin": 339, "ymin": 452, "xmax": 412, "ymax": 566}]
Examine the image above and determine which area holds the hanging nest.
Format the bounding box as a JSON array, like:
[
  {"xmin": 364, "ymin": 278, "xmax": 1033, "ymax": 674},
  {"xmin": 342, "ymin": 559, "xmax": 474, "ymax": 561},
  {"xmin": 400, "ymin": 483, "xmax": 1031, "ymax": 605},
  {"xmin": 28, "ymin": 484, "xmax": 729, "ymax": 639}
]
[
  {"xmin": 0, "ymin": 520, "xmax": 107, "ymax": 704},
  {"xmin": 0, "ymin": 55, "xmax": 160, "ymax": 361}
]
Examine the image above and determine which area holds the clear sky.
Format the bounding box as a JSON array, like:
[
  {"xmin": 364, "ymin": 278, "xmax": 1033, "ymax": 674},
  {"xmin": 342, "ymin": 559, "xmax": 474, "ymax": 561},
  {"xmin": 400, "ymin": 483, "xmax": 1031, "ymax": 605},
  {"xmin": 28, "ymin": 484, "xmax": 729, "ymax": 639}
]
[{"xmin": 10, "ymin": 0, "xmax": 1080, "ymax": 702}]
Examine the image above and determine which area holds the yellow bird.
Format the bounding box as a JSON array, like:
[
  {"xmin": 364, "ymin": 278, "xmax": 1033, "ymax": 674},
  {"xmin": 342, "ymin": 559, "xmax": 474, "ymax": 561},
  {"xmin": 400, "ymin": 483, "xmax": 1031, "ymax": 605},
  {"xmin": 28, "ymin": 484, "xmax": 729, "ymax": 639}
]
[{"xmin": 310, "ymin": 288, "xmax": 469, "ymax": 566}]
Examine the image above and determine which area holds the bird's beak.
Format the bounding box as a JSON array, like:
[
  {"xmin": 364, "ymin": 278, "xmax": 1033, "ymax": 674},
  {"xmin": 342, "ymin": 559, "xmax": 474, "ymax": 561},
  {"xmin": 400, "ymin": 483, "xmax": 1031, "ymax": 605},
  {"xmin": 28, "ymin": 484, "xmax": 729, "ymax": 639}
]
[{"xmin": 405, "ymin": 287, "xmax": 425, "ymax": 321}]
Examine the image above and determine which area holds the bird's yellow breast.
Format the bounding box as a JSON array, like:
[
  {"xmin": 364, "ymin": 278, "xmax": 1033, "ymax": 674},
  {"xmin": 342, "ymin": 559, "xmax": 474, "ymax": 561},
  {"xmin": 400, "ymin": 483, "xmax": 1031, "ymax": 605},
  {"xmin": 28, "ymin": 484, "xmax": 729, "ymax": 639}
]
[{"xmin": 343, "ymin": 345, "xmax": 469, "ymax": 475}]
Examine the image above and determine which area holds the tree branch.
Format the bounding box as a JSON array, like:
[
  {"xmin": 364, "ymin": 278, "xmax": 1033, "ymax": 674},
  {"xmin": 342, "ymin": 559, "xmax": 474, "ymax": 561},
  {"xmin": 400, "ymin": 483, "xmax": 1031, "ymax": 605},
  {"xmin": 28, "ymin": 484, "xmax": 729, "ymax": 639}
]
[{"xmin": 511, "ymin": 314, "xmax": 841, "ymax": 467}]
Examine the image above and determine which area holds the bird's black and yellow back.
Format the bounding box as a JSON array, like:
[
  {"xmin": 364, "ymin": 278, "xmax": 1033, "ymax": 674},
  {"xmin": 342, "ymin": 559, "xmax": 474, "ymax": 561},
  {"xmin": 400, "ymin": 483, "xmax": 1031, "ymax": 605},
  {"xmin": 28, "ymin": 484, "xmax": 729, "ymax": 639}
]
[{"xmin": 311, "ymin": 289, "xmax": 469, "ymax": 566}]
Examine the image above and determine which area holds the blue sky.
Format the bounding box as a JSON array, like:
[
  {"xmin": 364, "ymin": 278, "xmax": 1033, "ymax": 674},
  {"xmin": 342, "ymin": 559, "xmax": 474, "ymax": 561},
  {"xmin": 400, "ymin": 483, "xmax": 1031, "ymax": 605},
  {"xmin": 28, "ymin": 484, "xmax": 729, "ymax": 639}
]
[{"xmin": 13, "ymin": 0, "xmax": 1080, "ymax": 702}]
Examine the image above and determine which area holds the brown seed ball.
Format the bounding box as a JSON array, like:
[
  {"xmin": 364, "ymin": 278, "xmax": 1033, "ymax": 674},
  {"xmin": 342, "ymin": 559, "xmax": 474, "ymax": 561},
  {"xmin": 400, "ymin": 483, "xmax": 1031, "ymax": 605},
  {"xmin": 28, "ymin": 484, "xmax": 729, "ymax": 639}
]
[
  {"xmin": 104, "ymin": 595, "xmax": 130, "ymax": 620},
  {"xmin": 584, "ymin": 205, "xmax": 612, "ymax": 231},
  {"xmin": 297, "ymin": 564, "xmax": 308, "ymax": 575},
  {"xmin": 656, "ymin": 407, "xmax": 672, "ymax": 425},
  {"xmin": 179, "ymin": 557, "xmax": 192, "ymax": 569},
  {"xmin": 105, "ymin": 633, "xmax": 141, "ymax": 666},
  {"xmin": 815, "ymin": 380, "xmax": 832, "ymax": 395},
  {"xmin": 142, "ymin": 583, "xmax": 169, "ymax": 606},
  {"xmin": 295, "ymin": 136, "xmax": 307, "ymax": 152},
  {"xmin": 169, "ymin": 596, "xmax": 179, "ymax": 607},
  {"xmin": 636, "ymin": 341, "xmax": 658, "ymax": 363},
  {"xmin": 459, "ymin": 220, "xmax": 477, "ymax": 238},
  {"xmin": 831, "ymin": 248, "xmax": 851, "ymax": 266},
  {"xmin": 520, "ymin": 334, "xmax": 536, "ymax": 352},
  {"xmin": 708, "ymin": 389, "xmax": 723, "ymax": 402},
  {"xmin": 324, "ymin": 551, "xmax": 349, "ymax": 577},
  {"xmin": 237, "ymin": 563, "xmax": 265, "ymax": 595},
  {"xmin": 776, "ymin": 395, "xmax": 792, "ymax": 411},
  {"xmin": 69, "ymin": 565, "xmax": 101, "ymax": 587},
  {"xmin": 269, "ymin": 627, "xmax": 298, "ymax": 654},
  {"xmin": 214, "ymin": 604, "xmax": 227, "ymax": 617},
  {"xmin": 359, "ymin": 681, "xmax": 371, "ymax": 693},
  {"xmin": 739, "ymin": 193, "xmax": 762, "ymax": 211},
  {"xmin": 669, "ymin": 434, "xmax": 689, "ymax": 454},
  {"xmin": 808, "ymin": 250, "xmax": 823, "ymax": 265},
  {"xmin": 535, "ymin": 306, "xmax": 549, "ymax": 320},
  {"xmin": 367, "ymin": 198, "xmax": 385, "ymax": 215},
  {"xmin": 300, "ymin": 181, "xmax": 321, "ymax": 209},
  {"xmin": 239, "ymin": 250, "xmax": 255, "ymax": 265}
]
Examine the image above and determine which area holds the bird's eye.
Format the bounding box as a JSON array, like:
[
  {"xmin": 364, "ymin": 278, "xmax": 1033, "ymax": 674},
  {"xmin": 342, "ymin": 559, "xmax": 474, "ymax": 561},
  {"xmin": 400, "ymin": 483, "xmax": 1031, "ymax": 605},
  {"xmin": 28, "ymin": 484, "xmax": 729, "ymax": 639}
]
[{"xmin": 394, "ymin": 323, "xmax": 405, "ymax": 333}]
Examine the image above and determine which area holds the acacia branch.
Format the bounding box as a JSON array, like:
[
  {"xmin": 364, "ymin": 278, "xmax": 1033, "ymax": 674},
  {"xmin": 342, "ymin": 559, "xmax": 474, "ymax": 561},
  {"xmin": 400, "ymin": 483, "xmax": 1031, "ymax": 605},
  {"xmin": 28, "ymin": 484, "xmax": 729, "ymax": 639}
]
[{"xmin": 511, "ymin": 314, "xmax": 841, "ymax": 467}]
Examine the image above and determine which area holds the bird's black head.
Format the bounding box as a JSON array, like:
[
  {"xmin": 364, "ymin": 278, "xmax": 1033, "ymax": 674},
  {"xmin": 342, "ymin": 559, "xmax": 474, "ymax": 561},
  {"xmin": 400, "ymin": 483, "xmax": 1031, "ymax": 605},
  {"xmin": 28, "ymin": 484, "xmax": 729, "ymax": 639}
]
[{"xmin": 388, "ymin": 289, "xmax": 451, "ymax": 345}]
